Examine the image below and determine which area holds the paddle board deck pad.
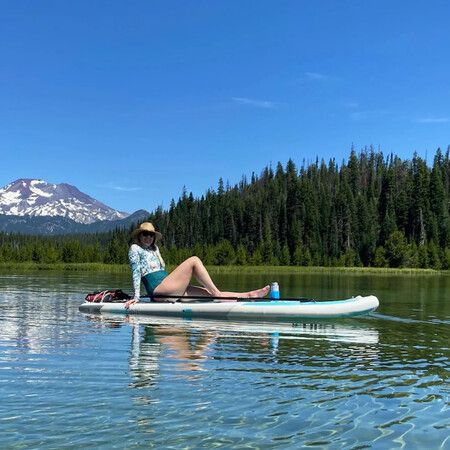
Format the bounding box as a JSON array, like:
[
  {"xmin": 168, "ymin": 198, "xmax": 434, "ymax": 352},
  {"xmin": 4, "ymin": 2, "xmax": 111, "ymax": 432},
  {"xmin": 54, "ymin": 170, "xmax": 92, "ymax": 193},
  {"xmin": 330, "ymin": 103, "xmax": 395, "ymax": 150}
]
[{"xmin": 79, "ymin": 295, "xmax": 379, "ymax": 320}]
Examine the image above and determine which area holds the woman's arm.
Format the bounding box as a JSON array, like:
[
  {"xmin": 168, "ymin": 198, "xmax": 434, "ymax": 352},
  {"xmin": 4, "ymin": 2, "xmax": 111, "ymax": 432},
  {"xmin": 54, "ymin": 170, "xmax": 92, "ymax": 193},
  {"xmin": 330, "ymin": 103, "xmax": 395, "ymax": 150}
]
[
  {"xmin": 128, "ymin": 245, "xmax": 142, "ymax": 300},
  {"xmin": 155, "ymin": 245, "xmax": 165, "ymax": 269}
]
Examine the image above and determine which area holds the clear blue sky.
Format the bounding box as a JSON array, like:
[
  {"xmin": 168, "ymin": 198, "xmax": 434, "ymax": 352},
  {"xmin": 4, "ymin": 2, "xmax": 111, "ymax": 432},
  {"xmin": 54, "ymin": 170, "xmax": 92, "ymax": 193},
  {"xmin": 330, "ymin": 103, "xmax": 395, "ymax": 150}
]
[{"xmin": 1, "ymin": 1, "xmax": 449, "ymax": 214}]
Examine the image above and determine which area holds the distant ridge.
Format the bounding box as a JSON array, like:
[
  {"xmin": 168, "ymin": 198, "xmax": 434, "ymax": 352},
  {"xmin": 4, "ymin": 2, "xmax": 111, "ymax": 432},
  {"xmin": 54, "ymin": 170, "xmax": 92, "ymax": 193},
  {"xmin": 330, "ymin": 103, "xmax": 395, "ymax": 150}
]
[{"xmin": 0, "ymin": 209, "xmax": 150, "ymax": 235}]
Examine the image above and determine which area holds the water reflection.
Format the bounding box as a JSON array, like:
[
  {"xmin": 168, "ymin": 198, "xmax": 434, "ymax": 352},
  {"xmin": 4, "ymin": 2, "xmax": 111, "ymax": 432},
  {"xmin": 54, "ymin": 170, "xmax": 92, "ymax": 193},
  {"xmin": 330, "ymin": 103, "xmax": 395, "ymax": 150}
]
[
  {"xmin": 100, "ymin": 314, "xmax": 380, "ymax": 344},
  {"xmin": 84, "ymin": 313, "xmax": 382, "ymax": 383},
  {"xmin": 83, "ymin": 314, "xmax": 219, "ymax": 386},
  {"xmin": 129, "ymin": 318, "xmax": 216, "ymax": 384}
]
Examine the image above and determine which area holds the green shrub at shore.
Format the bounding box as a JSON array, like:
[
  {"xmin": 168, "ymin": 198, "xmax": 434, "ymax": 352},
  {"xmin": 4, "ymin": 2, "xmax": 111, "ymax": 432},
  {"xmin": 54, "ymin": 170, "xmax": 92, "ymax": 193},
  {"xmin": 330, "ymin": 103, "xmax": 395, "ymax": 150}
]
[
  {"xmin": 0, "ymin": 262, "xmax": 442, "ymax": 275},
  {"xmin": 0, "ymin": 262, "xmax": 130, "ymax": 272}
]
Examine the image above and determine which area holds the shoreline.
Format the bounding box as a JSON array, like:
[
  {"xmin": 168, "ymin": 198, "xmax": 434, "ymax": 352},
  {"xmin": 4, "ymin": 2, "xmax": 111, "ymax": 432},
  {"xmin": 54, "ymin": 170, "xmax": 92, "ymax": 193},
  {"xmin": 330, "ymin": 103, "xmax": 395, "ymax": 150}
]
[{"xmin": 0, "ymin": 262, "xmax": 444, "ymax": 275}]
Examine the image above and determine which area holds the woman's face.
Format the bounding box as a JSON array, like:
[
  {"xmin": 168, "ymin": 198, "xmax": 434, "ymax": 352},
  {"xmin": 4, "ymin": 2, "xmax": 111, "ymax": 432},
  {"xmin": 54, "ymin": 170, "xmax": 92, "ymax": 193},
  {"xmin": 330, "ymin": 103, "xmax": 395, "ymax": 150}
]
[{"xmin": 139, "ymin": 231, "xmax": 155, "ymax": 247}]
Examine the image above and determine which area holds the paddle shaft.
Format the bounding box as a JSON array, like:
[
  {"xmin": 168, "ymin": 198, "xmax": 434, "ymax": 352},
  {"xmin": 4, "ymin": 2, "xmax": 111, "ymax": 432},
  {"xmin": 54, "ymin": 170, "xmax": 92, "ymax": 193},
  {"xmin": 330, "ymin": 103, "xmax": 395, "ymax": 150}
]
[{"xmin": 140, "ymin": 294, "xmax": 316, "ymax": 302}]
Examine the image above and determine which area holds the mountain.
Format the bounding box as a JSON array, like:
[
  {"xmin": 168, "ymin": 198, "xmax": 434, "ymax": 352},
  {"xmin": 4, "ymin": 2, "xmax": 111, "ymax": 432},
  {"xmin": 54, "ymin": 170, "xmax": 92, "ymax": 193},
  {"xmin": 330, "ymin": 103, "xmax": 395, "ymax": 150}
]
[
  {"xmin": 0, "ymin": 209, "xmax": 150, "ymax": 235},
  {"xmin": 0, "ymin": 178, "xmax": 128, "ymax": 224},
  {"xmin": 0, "ymin": 178, "xmax": 150, "ymax": 235}
]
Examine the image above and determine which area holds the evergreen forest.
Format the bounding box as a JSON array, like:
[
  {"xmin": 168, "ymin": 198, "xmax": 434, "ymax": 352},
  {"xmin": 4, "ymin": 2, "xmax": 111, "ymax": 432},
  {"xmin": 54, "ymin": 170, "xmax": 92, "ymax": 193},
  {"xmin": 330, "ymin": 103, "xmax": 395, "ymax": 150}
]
[{"xmin": 2, "ymin": 147, "xmax": 450, "ymax": 269}]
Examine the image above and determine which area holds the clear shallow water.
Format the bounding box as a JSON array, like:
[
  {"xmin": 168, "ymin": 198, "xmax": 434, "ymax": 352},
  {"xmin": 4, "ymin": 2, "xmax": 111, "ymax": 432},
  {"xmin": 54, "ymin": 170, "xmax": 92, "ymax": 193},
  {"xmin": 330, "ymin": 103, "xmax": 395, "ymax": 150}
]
[{"xmin": 0, "ymin": 271, "xmax": 449, "ymax": 449}]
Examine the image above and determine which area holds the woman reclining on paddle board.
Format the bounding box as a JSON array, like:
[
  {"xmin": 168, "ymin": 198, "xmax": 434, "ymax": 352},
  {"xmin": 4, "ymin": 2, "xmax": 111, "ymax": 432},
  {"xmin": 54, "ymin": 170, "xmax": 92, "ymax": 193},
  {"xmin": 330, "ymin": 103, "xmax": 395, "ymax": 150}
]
[{"xmin": 124, "ymin": 222, "xmax": 269, "ymax": 308}]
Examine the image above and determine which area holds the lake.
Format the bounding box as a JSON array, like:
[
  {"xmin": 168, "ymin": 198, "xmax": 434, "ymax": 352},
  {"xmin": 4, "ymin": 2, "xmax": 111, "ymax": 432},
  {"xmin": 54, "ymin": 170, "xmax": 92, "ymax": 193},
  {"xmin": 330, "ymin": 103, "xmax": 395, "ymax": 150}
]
[{"xmin": 0, "ymin": 270, "xmax": 448, "ymax": 449}]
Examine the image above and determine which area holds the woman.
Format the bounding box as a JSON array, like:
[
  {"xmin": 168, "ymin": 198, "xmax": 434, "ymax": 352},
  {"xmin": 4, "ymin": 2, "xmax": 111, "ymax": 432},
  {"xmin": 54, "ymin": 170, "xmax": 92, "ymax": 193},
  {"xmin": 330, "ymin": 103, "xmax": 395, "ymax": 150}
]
[{"xmin": 125, "ymin": 222, "xmax": 269, "ymax": 308}]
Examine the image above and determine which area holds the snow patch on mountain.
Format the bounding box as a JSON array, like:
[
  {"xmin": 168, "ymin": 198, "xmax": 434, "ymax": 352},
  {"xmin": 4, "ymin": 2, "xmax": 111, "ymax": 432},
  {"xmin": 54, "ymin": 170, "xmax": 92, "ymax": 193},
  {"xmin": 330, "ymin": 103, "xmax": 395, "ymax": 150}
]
[
  {"xmin": 0, "ymin": 178, "xmax": 129, "ymax": 224},
  {"xmin": 30, "ymin": 180, "xmax": 53, "ymax": 198}
]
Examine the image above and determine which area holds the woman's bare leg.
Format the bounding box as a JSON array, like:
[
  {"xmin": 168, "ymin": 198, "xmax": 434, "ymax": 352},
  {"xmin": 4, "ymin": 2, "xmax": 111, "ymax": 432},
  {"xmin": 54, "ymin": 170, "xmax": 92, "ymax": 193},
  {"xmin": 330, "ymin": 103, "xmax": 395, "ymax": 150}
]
[
  {"xmin": 154, "ymin": 256, "xmax": 270, "ymax": 298},
  {"xmin": 188, "ymin": 286, "xmax": 270, "ymax": 298},
  {"xmin": 185, "ymin": 285, "xmax": 213, "ymax": 297},
  {"xmin": 154, "ymin": 256, "xmax": 221, "ymax": 297},
  {"xmin": 184, "ymin": 285, "xmax": 266, "ymax": 302}
]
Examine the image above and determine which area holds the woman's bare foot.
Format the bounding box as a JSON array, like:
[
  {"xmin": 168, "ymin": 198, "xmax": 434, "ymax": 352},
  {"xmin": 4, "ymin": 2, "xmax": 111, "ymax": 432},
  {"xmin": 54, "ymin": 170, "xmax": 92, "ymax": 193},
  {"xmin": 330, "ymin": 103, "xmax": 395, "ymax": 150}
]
[
  {"xmin": 213, "ymin": 285, "xmax": 270, "ymax": 300},
  {"xmin": 247, "ymin": 285, "xmax": 270, "ymax": 298}
]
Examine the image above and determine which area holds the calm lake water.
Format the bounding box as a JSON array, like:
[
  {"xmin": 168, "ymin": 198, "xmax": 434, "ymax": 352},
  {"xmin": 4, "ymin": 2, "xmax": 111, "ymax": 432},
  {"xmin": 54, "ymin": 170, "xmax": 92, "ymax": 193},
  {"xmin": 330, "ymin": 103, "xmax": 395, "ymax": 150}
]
[{"xmin": 0, "ymin": 270, "xmax": 449, "ymax": 449}]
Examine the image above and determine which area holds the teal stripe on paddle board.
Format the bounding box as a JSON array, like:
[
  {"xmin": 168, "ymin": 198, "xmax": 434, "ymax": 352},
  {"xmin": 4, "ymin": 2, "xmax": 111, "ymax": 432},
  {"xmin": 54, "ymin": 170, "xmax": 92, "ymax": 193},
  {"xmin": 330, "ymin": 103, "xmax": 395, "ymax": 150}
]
[{"xmin": 240, "ymin": 298, "xmax": 358, "ymax": 306}]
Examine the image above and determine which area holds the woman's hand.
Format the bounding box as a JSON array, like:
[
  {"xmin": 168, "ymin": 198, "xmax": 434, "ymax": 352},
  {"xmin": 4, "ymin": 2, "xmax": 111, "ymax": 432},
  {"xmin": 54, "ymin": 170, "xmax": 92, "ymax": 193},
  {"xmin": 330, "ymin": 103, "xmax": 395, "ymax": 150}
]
[{"xmin": 124, "ymin": 298, "xmax": 139, "ymax": 309}]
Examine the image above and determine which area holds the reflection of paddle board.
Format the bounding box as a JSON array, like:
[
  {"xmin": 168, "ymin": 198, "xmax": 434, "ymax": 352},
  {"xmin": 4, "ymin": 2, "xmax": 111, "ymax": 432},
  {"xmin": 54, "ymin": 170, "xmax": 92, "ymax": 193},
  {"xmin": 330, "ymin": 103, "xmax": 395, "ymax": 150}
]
[
  {"xmin": 87, "ymin": 313, "xmax": 380, "ymax": 345},
  {"xmin": 79, "ymin": 295, "xmax": 379, "ymax": 320}
]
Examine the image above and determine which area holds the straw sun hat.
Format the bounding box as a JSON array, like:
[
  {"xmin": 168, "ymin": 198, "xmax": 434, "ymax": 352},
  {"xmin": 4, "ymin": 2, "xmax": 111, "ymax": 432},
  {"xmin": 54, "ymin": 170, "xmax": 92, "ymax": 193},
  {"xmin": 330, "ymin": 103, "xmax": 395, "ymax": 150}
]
[{"xmin": 131, "ymin": 222, "xmax": 162, "ymax": 240}]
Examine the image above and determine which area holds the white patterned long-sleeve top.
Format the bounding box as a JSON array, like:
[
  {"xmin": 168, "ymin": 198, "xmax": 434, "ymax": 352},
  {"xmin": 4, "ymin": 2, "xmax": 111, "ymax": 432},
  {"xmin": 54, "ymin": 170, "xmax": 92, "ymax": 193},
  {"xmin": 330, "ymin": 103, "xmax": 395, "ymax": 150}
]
[{"xmin": 128, "ymin": 244, "xmax": 166, "ymax": 299}]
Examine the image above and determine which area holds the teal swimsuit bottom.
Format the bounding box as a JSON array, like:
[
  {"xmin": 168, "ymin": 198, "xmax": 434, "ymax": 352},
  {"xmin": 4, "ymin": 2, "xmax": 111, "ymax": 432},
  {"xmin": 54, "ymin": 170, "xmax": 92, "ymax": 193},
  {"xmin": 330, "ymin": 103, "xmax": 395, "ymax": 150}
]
[{"xmin": 142, "ymin": 270, "xmax": 169, "ymax": 295}]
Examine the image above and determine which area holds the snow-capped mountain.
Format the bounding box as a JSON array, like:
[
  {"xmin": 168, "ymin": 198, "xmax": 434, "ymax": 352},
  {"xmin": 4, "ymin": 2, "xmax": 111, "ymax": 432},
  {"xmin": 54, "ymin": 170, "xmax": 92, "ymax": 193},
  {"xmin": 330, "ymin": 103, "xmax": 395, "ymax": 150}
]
[{"xmin": 0, "ymin": 179, "xmax": 129, "ymax": 224}]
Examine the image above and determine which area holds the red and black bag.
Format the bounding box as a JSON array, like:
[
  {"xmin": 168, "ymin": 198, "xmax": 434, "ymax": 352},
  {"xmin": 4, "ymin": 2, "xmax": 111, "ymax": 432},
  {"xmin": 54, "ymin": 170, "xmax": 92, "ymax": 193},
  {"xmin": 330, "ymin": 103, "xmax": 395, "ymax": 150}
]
[{"xmin": 84, "ymin": 289, "xmax": 131, "ymax": 303}]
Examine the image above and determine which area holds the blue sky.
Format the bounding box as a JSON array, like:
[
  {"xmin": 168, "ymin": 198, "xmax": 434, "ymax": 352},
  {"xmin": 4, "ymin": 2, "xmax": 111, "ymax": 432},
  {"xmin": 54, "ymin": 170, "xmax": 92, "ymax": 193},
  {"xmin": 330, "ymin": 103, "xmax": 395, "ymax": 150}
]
[{"xmin": 1, "ymin": 0, "xmax": 449, "ymax": 213}]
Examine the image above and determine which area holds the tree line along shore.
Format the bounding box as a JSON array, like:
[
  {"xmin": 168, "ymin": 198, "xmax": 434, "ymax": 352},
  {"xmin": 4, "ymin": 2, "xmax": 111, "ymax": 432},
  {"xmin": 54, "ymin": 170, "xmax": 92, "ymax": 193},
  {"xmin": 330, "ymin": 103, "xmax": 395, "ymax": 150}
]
[{"xmin": 1, "ymin": 147, "xmax": 450, "ymax": 270}]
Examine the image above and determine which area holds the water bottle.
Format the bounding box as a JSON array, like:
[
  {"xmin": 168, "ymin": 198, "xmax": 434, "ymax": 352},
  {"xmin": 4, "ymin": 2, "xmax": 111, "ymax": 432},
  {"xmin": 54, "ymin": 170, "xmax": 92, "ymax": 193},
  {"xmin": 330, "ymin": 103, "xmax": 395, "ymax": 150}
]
[{"xmin": 270, "ymin": 282, "xmax": 280, "ymax": 300}]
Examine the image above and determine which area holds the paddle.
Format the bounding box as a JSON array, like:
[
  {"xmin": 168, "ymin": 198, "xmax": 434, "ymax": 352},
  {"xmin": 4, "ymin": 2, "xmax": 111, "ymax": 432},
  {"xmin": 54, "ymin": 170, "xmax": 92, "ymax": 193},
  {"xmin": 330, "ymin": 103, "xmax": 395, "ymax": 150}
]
[
  {"xmin": 139, "ymin": 294, "xmax": 317, "ymax": 303},
  {"xmin": 84, "ymin": 289, "xmax": 319, "ymax": 304}
]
